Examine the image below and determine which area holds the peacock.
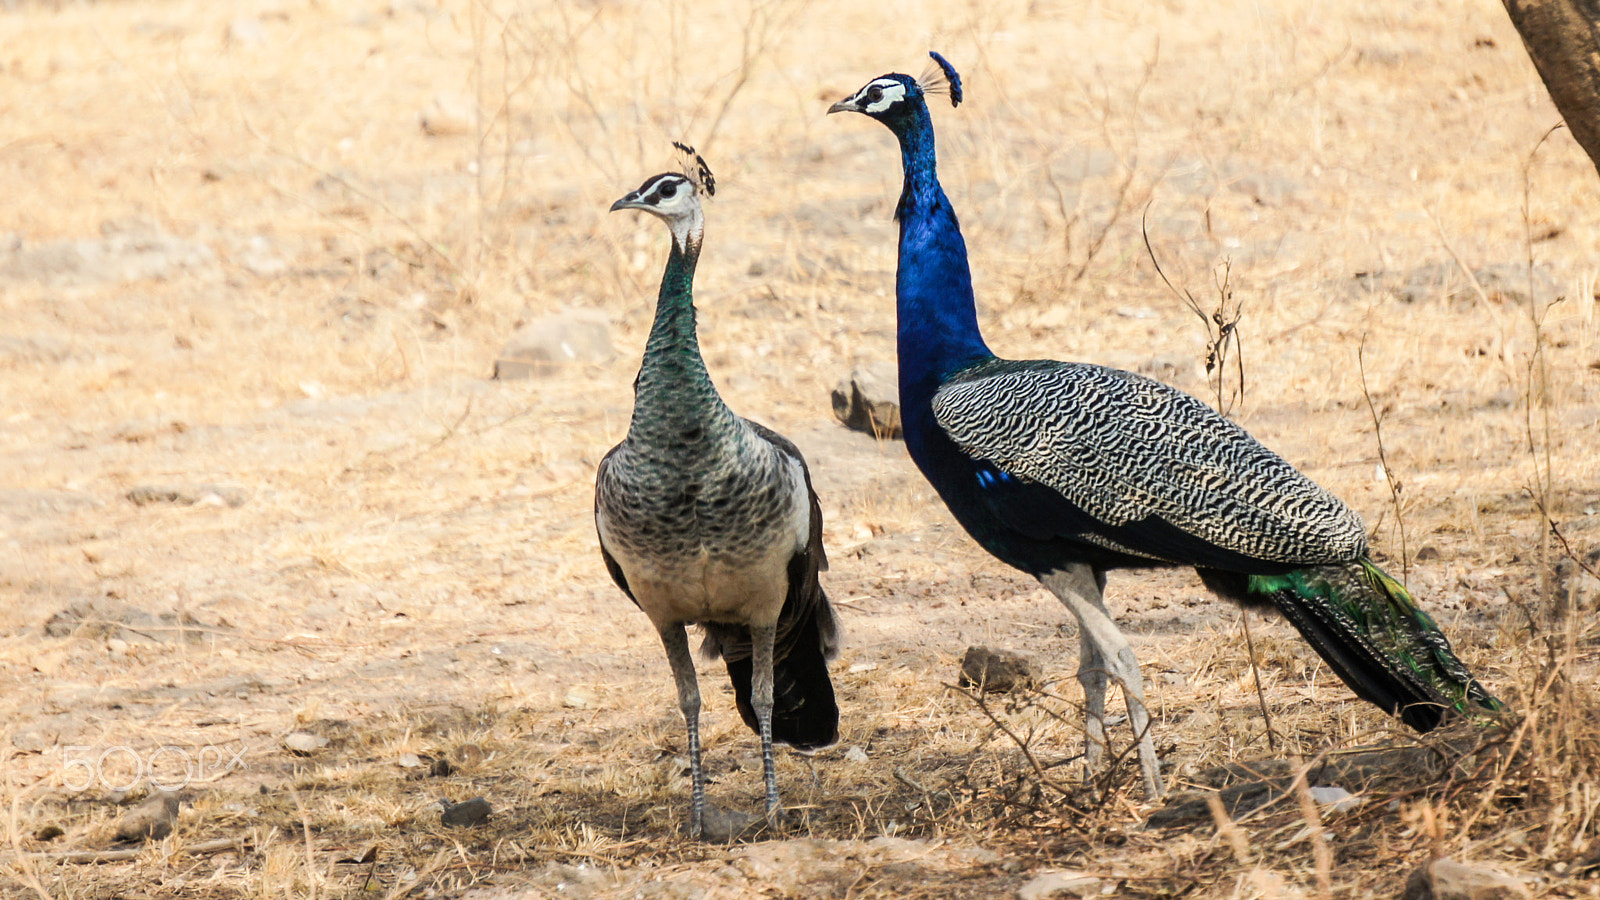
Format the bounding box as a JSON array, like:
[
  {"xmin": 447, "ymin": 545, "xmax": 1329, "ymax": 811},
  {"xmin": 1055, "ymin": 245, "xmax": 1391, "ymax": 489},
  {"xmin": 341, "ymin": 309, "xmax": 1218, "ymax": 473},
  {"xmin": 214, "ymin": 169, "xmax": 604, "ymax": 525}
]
[
  {"xmin": 596, "ymin": 145, "xmax": 840, "ymax": 836},
  {"xmin": 828, "ymin": 54, "xmax": 1501, "ymax": 799}
]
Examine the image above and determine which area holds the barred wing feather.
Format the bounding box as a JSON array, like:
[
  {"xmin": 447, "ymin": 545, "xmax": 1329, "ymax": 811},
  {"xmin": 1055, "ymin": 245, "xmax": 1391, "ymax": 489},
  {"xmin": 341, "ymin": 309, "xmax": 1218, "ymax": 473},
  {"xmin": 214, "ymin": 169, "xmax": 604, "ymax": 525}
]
[{"xmin": 931, "ymin": 359, "xmax": 1367, "ymax": 567}]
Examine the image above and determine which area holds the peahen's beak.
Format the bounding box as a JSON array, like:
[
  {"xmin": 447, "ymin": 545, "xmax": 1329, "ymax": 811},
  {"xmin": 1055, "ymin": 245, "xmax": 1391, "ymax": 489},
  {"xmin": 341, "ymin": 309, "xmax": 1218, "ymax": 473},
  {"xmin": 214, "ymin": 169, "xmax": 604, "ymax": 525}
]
[
  {"xmin": 827, "ymin": 95, "xmax": 861, "ymax": 115},
  {"xmin": 609, "ymin": 191, "xmax": 644, "ymax": 212}
]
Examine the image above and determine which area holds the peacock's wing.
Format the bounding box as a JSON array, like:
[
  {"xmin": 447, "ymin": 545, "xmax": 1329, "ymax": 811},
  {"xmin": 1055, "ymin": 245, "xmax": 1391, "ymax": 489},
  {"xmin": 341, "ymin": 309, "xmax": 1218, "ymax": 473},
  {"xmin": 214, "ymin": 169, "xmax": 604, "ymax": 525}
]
[{"xmin": 931, "ymin": 358, "xmax": 1367, "ymax": 569}]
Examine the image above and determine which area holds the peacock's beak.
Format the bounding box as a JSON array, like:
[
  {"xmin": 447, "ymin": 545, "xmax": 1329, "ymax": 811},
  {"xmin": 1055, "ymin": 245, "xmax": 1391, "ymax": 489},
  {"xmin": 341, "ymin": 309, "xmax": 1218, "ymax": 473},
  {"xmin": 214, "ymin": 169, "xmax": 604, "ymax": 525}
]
[
  {"xmin": 827, "ymin": 95, "xmax": 861, "ymax": 115},
  {"xmin": 609, "ymin": 191, "xmax": 644, "ymax": 212}
]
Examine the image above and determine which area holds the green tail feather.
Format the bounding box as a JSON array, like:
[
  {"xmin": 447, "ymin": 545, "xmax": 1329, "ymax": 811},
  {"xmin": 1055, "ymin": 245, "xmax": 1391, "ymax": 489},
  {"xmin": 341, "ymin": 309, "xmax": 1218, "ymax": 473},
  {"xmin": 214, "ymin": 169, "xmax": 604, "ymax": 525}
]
[{"xmin": 1249, "ymin": 558, "xmax": 1502, "ymax": 730}]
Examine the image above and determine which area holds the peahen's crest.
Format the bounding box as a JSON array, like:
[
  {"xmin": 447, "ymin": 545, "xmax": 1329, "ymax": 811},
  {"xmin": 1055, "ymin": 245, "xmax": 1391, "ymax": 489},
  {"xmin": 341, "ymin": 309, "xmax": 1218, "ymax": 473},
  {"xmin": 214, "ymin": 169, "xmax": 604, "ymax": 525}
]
[
  {"xmin": 919, "ymin": 52, "xmax": 963, "ymax": 107},
  {"xmin": 671, "ymin": 141, "xmax": 716, "ymax": 199}
]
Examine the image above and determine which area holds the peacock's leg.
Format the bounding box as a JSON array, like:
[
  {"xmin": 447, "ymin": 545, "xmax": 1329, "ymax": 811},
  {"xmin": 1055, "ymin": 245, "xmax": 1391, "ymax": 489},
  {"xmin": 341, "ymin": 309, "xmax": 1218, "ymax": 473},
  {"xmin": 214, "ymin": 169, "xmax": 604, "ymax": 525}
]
[
  {"xmin": 1043, "ymin": 564, "xmax": 1165, "ymax": 800},
  {"xmin": 1078, "ymin": 616, "xmax": 1110, "ymax": 775}
]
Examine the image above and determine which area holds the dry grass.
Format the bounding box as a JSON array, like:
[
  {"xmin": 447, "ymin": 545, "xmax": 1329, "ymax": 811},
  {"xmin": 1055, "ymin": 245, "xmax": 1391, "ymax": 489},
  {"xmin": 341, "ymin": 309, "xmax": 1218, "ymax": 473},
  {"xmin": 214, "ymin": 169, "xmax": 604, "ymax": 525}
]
[{"xmin": 1, "ymin": 0, "xmax": 1599, "ymax": 896}]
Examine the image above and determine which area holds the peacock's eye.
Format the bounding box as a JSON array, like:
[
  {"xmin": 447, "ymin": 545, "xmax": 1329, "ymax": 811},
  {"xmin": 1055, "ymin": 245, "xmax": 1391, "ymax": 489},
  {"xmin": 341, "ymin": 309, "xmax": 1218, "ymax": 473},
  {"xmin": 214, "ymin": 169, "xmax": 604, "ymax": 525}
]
[
  {"xmin": 866, "ymin": 85, "xmax": 884, "ymax": 103},
  {"xmin": 659, "ymin": 181, "xmax": 678, "ymax": 199}
]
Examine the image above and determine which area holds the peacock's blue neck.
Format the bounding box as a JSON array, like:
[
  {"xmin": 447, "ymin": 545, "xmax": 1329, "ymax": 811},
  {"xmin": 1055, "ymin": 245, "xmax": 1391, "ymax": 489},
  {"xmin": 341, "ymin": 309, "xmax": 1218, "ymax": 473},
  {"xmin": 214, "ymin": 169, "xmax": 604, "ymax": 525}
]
[
  {"xmin": 631, "ymin": 229, "xmax": 734, "ymax": 437},
  {"xmin": 889, "ymin": 105, "xmax": 993, "ymax": 416}
]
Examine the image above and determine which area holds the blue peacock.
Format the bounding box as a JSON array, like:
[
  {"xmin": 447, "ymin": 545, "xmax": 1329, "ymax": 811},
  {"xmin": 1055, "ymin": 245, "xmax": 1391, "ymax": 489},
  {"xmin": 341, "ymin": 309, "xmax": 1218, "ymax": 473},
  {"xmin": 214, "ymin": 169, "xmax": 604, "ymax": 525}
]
[
  {"xmin": 829, "ymin": 54, "xmax": 1501, "ymax": 798},
  {"xmin": 596, "ymin": 145, "xmax": 839, "ymax": 835}
]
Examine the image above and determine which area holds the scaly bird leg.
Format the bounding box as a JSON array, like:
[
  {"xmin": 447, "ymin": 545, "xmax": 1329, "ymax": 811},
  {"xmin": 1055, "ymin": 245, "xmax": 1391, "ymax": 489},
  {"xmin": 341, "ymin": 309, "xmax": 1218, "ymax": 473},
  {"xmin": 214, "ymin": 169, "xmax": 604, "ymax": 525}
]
[
  {"xmin": 1042, "ymin": 564, "xmax": 1166, "ymax": 800},
  {"xmin": 1078, "ymin": 618, "xmax": 1110, "ymax": 775},
  {"xmin": 659, "ymin": 623, "xmax": 706, "ymax": 838},
  {"xmin": 750, "ymin": 623, "xmax": 782, "ymax": 828}
]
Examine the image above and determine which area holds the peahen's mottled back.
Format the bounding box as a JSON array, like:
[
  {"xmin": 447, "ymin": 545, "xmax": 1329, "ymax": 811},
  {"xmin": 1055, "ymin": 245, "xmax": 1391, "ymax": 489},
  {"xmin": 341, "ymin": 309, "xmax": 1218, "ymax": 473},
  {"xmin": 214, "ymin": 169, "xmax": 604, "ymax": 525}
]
[
  {"xmin": 828, "ymin": 54, "xmax": 1501, "ymax": 799},
  {"xmin": 596, "ymin": 146, "xmax": 839, "ymax": 836}
]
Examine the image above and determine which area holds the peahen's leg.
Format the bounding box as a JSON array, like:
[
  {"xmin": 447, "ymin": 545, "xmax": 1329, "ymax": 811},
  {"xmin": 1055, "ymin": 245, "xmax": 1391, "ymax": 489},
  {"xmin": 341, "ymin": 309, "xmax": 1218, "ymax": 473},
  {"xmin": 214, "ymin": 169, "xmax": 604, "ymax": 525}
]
[
  {"xmin": 750, "ymin": 623, "xmax": 782, "ymax": 827},
  {"xmin": 1041, "ymin": 564, "xmax": 1166, "ymax": 800},
  {"xmin": 658, "ymin": 623, "xmax": 707, "ymax": 837}
]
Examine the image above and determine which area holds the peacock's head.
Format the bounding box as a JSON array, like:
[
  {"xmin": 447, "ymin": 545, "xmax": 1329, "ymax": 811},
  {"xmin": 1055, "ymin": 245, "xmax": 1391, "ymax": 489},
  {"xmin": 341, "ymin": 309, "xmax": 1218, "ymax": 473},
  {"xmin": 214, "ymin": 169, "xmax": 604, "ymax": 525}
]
[{"xmin": 828, "ymin": 52, "xmax": 962, "ymax": 124}]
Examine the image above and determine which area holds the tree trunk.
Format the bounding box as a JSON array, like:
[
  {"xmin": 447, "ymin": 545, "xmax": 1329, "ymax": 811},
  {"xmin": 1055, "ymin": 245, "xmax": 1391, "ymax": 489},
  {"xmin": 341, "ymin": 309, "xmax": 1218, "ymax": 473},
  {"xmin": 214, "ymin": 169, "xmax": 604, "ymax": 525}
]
[{"xmin": 1503, "ymin": 0, "xmax": 1600, "ymax": 179}]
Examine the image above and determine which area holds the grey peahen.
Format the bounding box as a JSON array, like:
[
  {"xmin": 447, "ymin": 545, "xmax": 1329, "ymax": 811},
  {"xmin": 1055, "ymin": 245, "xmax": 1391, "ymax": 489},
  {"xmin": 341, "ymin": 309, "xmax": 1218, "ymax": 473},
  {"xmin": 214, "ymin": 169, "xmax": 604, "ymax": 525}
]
[
  {"xmin": 596, "ymin": 146, "xmax": 839, "ymax": 836},
  {"xmin": 828, "ymin": 54, "xmax": 1501, "ymax": 799}
]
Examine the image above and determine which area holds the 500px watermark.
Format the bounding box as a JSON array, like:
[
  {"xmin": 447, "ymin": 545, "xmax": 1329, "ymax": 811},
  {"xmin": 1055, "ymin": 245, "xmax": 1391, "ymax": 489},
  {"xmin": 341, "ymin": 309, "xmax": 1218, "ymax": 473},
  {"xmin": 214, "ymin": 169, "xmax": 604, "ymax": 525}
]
[{"xmin": 61, "ymin": 743, "xmax": 247, "ymax": 792}]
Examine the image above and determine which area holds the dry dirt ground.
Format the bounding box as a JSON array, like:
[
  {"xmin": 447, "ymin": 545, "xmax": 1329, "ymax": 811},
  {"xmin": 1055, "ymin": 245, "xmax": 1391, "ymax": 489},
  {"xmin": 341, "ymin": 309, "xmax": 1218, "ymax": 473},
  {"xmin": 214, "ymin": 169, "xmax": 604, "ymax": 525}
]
[{"xmin": 2, "ymin": 0, "xmax": 1600, "ymax": 897}]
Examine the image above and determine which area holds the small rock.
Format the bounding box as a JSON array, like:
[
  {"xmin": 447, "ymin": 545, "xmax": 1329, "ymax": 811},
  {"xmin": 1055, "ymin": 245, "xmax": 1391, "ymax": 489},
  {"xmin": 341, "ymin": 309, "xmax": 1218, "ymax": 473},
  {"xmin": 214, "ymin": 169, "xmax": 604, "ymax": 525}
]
[
  {"xmin": 452, "ymin": 743, "xmax": 485, "ymax": 769},
  {"xmin": 1137, "ymin": 353, "xmax": 1201, "ymax": 391},
  {"xmin": 439, "ymin": 796, "xmax": 491, "ymax": 827},
  {"xmin": 0, "ymin": 334, "xmax": 73, "ymax": 365},
  {"xmin": 493, "ymin": 311, "xmax": 613, "ymax": 379},
  {"xmin": 844, "ymin": 746, "xmax": 869, "ymax": 763},
  {"xmin": 701, "ymin": 803, "xmax": 763, "ymax": 842},
  {"xmin": 41, "ymin": 598, "xmax": 206, "ymax": 644},
  {"xmin": 1554, "ymin": 548, "xmax": 1600, "ymax": 614},
  {"xmin": 420, "ymin": 92, "xmax": 474, "ymax": 136},
  {"xmin": 1306, "ymin": 785, "xmax": 1363, "ymax": 813},
  {"xmin": 11, "ymin": 729, "xmax": 55, "ymax": 752},
  {"xmin": 959, "ymin": 646, "xmax": 1037, "ymax": 694},
  {"xmin": 1402, "ymin": 857, "xmax": 1530, "ymax": 900},
  {"xmin": 127, "ymin": 484, "xmax": 249, "ymax": 508},
  {"xmin": 0, "ymin": 489, "xmax": 99, "ymax": 522},
  {"xmin": 1571, "ymin": 836, "xmax": 1600, "ymax": 875},
  {"xmin": 397, "ymin": 753, "xmax": 424, "ymax": 768},
  {"xmin": 562, "ymin": 686, "xmax": 597, "ymax": 710},
  {"xmin": 224, "ymin": 17, "xmax": 266, "ymax": 46},
  {"xmin": 126, "ymin": 486, "xmax": 188, "ymax": 506},
  {"xmin": 34, "ymin": 824, "xmax": 64, "ymax": 842},
  {"xmin": 830, "ymin": 361, "xmax": 902, "ymax": 439},
  {"xmin": 1017, "ymin": 869, "xmax": 1102, "ymax": 900},
  {"xmin": 1353, "ymin": 262, "xmax": 1559, "ymax": 309},
  {"xmin": 113, "ymin": 791, "xmax": 181, "ymax": 843},
  {"xmin": 231, "ymin": 235, "xmax": 288, "ymax": 278},
  {"xmin": 0, "ymin": 219, "xmax": 215, "ymax": 288},
  {"xmin": 283, "ymin": 731, "xmax": 329, "ymax": 755}
]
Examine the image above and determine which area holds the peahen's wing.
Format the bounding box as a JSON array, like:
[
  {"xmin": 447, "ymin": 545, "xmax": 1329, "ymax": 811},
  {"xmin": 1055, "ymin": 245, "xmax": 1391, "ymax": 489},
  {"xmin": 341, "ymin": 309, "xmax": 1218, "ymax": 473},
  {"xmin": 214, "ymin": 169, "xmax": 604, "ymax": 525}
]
[{"xmin": 593, "ymin": 442, "xmax": 637, "ymax": 604}]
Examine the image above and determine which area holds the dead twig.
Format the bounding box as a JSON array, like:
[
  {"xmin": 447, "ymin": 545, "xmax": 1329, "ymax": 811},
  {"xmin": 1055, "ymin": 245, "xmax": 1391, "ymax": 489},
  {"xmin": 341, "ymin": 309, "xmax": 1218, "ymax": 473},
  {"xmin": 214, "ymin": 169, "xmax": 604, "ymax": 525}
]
[
  {"xmin": 1141, "ymin": 208, "xmax": 1247, "ymax": 416},
  {"xmin": 1240, "ymin": 612, "xmax": 1280, "ymax": 751},
  {"xmin": 4, "ymin": 836, "xmax": 248, "ymax": 865},
  {"xmin": 946, "ymin": 683, "xmax": 1075, "ymax": 800},
  {"xmin": 1357, "ymin": 330, "xmax": 1409, "ymax": 582}
]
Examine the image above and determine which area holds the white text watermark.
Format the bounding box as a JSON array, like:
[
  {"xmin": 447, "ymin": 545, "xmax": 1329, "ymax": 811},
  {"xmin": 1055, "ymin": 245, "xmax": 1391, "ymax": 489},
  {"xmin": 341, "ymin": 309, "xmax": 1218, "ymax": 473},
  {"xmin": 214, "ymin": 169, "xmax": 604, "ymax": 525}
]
[{"xmin": 61, "ymin": 742, "xmax": 247, "ymax": 792}]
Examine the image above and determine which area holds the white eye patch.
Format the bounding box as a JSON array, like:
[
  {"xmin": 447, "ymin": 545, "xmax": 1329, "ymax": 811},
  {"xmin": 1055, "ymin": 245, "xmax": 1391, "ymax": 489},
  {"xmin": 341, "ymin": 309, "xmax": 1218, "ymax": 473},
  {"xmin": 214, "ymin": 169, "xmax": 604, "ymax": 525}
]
[
  {"xmin": 641, "ymin": 174, "xmax": 695, "ymax": 206},
  {"xmin": 860, "ymin": 79, "xmax": 907, "ymax": 114}
]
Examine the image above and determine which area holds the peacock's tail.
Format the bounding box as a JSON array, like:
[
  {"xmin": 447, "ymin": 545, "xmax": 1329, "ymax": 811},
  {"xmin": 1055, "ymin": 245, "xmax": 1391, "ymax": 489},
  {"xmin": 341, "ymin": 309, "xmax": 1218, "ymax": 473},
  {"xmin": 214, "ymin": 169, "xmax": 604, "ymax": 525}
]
[{"xmin": 1233, "ymin": 558, "xmax": 1503, "ymax": 731}]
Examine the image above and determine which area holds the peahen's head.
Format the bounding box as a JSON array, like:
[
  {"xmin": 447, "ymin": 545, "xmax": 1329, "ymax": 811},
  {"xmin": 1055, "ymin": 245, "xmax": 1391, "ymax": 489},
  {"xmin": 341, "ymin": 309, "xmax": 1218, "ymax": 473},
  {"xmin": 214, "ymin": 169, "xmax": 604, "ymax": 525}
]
[
  {"xmin": 611, "ymin": 144, "xmax": 715, "ymax": 251},
  {"xmin": 610, "ymin": 173, "xmax": 701, "ymax": 221},
  {"xmin": 828, "ymin": 52, "xmax": 962, "ymax": 128}
]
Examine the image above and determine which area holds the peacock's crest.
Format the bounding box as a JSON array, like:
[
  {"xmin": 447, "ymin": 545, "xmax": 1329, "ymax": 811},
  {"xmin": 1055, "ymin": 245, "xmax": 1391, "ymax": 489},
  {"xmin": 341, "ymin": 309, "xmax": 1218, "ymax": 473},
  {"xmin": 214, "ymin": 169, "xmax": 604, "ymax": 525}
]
[{"xmin": 919, "ymin": 51, "xmax": 963, "ymax": 107}]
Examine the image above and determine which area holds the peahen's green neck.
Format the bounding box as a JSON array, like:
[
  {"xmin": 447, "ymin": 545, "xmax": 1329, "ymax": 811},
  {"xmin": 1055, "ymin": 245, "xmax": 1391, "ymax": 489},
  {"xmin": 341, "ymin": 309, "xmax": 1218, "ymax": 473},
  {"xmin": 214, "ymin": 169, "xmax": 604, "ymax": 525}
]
[{"xmin": 630, "ymin": 217, "xmax": 737, "ymax": 444}]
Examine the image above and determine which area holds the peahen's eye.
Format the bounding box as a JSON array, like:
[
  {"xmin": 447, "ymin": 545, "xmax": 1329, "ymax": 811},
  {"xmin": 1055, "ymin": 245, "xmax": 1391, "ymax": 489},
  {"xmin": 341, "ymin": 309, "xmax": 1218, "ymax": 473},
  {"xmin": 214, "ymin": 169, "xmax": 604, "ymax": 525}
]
[
  {"xmin": 866, "ymin": 85, "xmax": 884, "ymax": 103},
  {"xmin": 659, "ymin": 181, "xmax": 677, "ymax": 199}
]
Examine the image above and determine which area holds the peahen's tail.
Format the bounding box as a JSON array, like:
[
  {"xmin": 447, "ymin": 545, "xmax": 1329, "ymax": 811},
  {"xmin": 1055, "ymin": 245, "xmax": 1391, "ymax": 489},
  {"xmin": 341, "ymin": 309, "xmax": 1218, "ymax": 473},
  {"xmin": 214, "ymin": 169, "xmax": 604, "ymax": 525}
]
[
  {"xmin": 1202, "ymin": 558, "xmax": 1502, "ymax": 731},
  {"xmin": 705, "ymin": 590, "xmax": 840, "ymax": 751}
]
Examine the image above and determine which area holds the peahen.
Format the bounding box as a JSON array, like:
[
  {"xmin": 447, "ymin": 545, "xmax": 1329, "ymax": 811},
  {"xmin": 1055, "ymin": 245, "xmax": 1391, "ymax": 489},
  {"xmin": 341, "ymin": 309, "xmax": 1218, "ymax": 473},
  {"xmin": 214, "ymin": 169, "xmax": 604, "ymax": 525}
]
[
  {"xmin": 828, "ymin": 54, "xmax": 1501, "ymax": 799},
  {"xmin": 596, "ymin": 146, "xmax": 840, "ymax": 836}
]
